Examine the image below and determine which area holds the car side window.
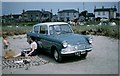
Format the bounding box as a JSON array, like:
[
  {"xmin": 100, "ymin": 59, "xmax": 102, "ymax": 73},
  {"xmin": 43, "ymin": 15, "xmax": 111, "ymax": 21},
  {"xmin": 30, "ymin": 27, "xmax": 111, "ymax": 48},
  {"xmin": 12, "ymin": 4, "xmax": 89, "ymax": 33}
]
[
  {"xmin": 34, "ymin": 26, "xmax": 39, "ymax": 33},
  {"xmin": 39, "ymin": 25, "xmax": 48, "ymax": 35},
  {"xmin": 49, "ymin": 26, "xmax": 54, "ymax": 35}
]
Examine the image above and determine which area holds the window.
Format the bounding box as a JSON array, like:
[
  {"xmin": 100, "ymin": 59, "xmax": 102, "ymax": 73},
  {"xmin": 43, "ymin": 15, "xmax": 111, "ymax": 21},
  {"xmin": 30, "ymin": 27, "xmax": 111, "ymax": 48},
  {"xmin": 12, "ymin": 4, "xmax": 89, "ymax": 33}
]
[
  {"xmin": 36, "ymin": 15, "xmax": 38, "ymax": 17},
  {"xmin": 39, "ymin": 25, "xmax": 48, "ymax": 34},
  {"xmin": 19, "ymin": 16, "xmax": 22, "ymax": 19},
  {"xmin": 66, "ymin": 17, "xmax": 70, "ymax": 21},
  {"xmin": 24, "ymin": 14, "xmax": 27, "ymax": 16},
  {"xmin": 44, "ymin": 14, "xmax": 48, "ymax": 17},
  {"xmin": 73, "ymin": 13, "xmax": 74, "ymax": 15},
  {"xmin": 98, "ymin": 12, "xmax": 100, "ymax": 15},
  {"xmin": 24, "ymin": 15, "xmax": 27, "ymax": 18},
  {"xmin": 60, "ymin": 13, "xmax": 63, "ymax": 16},
  {"xmin": 49, "ymin": 24, "xmax": 72, "ymax": 35},
  {"xmin": 67, "ymin": 12, "xmax": 69, "ymax": 16},
  {"xmin": 36, "ymin": 17, "xmax": 39, "ymax": 19},
  {"xmin": 60, "ymin": 13, "xmax": 62, "ymax": 16},
  {"xmin": 49, "ymin": 26, "xmax": 54, "ymax": 35},
  {"xmin": 103, "ymin": 12, "xmax": 105, "ymax": 15},
  {"xmin": 60, "ymin": 17, "xmax": 64, "ymax": 21},
  {"xmin": 34, "ymin": 26, "xmax": 39, "ymax": 33}
]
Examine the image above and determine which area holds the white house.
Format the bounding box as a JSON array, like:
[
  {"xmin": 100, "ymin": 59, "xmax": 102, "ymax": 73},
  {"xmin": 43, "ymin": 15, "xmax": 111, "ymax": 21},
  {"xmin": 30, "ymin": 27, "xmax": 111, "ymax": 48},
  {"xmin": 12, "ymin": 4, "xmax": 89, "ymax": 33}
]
[
  {"xmin": 57, "ymin": 9, "xmax": 79, "ymax": 22},
  {"xmin": 94, "ymin": 6, "xmax": 117, "ymax": 20}
]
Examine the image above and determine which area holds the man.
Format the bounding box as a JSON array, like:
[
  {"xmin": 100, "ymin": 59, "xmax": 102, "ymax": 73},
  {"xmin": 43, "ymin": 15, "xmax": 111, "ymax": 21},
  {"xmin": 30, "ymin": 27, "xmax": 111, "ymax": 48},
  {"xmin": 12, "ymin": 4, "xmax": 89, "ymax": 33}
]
[{"xmin": 14, "ymin": 37, "xmax": 38, "ymax": 57}]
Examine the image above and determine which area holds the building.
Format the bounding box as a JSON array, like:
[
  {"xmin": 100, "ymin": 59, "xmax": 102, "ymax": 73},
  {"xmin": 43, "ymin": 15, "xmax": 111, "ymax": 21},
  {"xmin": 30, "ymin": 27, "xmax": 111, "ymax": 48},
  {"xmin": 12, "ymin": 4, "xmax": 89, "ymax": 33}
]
[
  {"xmin": 2, "ymin": 9, "xmax": 52, "ymax": 23},
  {"xmin": 79, "ymin": 10, "xmax": 88, "ymax": 21},
  {"xmin": 79, "ymin": 10, "xmax": 95, "ymax": 21},
  {"xmin": 79, "ymin": 15, "xmax": 85, "ymax": 22},
  {"xmin": 41, "ymin": 10, "xmax": 52, "ymax": 22},
  {"xmin": 22, "ymin": 10, "xmax": 52, "ymax": 22},
  {"xmin": 2, "ymin": 15, "xmax": 11, "ymax": 23},
  {"xmin": 2, "ymin": 14, "xmax": 22, "ymax": 23},
  {"xmin": 51, "ymin": 14, "xmax": 58, "ymax": 22},
  {"xmin": 116, "ymin": 13, "xmax": 120, "ymax": 19},
  {"xmin": 11, "ymin": 14, "xmax": 22, "ymax": 22},
  {"xmin": 86, "ymin": 13, "xmax": 95, "ymax": 21},
  {"xmin": 94, "ymin": 6, "xmax": 117, "ymax": 20},
  {"xmin": 22, "ymin": 10, "xmax": 42, "ymax": 22},
  {"xmin": 57, "ymin": 9, "xmax": 79, "ymax": 22}
]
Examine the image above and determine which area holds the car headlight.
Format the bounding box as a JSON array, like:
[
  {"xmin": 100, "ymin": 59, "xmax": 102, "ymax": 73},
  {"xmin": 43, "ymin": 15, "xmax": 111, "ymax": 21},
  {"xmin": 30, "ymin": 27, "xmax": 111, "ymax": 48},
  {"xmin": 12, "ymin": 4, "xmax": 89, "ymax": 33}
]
[
  {"xmin": 88, "ymin": 37, "xmax": 93, "ymax": 44},
  {"xmin": 62, "ymin": 41, "xmax": 68, "ymax": 48}
]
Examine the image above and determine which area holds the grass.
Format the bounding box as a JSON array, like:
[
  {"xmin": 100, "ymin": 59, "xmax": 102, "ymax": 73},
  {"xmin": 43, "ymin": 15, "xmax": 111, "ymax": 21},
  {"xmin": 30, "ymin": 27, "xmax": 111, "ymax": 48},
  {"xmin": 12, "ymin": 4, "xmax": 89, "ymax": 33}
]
[
  {"xmin": 2, "ymin": 25, "xmax": 32, "ymax": 36},
  {"xmin": 1, "ymin": 21, "xmax": 120, "ymax": 39}
]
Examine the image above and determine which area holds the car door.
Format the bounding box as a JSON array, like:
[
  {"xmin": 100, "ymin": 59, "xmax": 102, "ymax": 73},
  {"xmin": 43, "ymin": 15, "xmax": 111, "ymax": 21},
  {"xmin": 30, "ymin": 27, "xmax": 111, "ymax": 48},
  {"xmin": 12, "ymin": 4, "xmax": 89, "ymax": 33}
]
[{"xmin": 39, "ymin": 25, "xmax": 52, "ymax": 52}]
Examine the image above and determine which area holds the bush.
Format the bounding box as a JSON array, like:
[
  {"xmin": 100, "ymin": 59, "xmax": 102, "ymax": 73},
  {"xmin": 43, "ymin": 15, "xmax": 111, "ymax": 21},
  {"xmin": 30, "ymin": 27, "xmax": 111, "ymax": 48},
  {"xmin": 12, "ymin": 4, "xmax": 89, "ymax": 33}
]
[{"xmin": 71, "ymin": 25, "xmax": 119, "ymax": 39}]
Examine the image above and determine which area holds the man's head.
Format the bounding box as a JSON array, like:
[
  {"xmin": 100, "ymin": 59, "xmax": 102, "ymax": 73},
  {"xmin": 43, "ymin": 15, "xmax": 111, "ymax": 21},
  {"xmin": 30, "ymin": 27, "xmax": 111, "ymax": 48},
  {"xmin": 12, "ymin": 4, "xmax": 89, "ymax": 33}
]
[{"xmin": 29, "ymin": 37, "xmax": 35, "ymax": 44}]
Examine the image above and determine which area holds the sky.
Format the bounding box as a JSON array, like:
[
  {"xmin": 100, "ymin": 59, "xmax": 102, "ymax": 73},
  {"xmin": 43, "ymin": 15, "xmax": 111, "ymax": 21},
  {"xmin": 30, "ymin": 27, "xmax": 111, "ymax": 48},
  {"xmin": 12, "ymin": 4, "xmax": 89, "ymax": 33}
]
[{"xmin": 2, "ymin": 2, "xmax": 119, "ymax": 15}]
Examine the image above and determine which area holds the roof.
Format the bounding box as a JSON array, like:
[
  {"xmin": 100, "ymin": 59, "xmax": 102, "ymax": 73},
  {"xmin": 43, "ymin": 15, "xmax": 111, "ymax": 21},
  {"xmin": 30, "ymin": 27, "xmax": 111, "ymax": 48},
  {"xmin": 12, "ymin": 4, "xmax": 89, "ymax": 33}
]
[
  {"xmin": 94, "ymin": 8, "xmax": 117, "ymax": 12},
  {"xmin": 23, "ymin": 10, "xmax": 52, "ymax": 14},
  {"xmin": 12, "ymin": 14, "xmax": 22, "ymax": 18},
  {"xmin": 42, "ymin": 11, "xmax": 52, "ymax": 14},
  {"xmin": 34, "ymin": 22, "xmax": 68, "ymax": 26},
  {"xmin": 2, "ymin": 14, "xmax": 22, "ymax": 18},
  {"xmin": 2, "ymin": 15, "xmax": 10, "ymax": 18},
  {"xmin": 87, "ymin": 13, "xmax": 95, "ymax": 17},
  {"xmin": 23, "ymin": 10, "xmax": 42, "ymax": 14},
  {"xmin": 58, "ymin": 9, "xmax": 79, "ymax": 13}
]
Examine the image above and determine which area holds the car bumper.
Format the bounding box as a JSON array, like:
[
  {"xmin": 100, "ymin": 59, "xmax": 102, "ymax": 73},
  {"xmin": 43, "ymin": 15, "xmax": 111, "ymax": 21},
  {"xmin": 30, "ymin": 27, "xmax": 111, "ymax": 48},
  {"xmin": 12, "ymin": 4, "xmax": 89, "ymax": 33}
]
[{"xmin": 61, "ymin": 47, "xmax": 92, "ymax": 55}]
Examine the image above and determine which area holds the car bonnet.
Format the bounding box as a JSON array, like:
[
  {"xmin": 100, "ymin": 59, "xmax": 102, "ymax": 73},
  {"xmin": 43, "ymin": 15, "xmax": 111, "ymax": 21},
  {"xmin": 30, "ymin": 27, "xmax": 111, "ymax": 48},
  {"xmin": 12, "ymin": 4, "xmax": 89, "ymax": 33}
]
[{"xmin": 49, "ymin": 33, "xmax": 88, "ymax": 45}]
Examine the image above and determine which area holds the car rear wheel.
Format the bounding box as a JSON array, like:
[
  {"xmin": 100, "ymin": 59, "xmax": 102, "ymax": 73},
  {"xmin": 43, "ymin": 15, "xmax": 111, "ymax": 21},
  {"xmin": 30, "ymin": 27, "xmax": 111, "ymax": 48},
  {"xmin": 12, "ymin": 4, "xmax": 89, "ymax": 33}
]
[{"xmin": 53, "ymin": 49, "xmax": 62, "ymax": 62}]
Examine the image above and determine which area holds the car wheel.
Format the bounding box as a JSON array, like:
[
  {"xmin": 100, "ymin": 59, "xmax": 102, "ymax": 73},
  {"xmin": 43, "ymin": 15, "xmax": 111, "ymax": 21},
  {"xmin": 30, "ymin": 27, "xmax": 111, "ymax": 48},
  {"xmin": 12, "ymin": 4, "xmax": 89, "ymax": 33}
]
[
  {"xmin": 81, "ymin": 52, "xmax": 88, "ymax": 59},
  {"xmin": 53, "ymin": 49, "xmax": 62, "ymax": 62}
]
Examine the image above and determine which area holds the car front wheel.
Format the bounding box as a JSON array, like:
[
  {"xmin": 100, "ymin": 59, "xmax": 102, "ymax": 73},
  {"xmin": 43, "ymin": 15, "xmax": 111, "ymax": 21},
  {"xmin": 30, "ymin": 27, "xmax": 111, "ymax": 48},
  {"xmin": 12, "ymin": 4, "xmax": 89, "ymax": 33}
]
[{"xmin": 53, "ymin": 49, "xmax": 62, "ymax": 62}]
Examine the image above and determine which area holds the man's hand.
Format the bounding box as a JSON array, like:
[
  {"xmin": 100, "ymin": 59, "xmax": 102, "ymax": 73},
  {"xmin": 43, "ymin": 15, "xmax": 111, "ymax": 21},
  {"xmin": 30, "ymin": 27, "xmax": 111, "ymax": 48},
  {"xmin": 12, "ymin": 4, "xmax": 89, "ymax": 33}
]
[{"xmin": 25, "ymin": 54, "xmax": 29, "ymax": 57}]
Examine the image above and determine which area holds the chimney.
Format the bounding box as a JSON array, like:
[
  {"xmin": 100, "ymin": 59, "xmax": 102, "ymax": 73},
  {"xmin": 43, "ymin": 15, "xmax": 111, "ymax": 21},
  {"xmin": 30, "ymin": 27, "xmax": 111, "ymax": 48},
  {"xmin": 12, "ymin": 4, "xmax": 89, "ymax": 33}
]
[
  {"xmin": 23, "ymin": 10, "xmax": 25, "ymax": 13},
  {"xmin": 51, "ymin": 9, "xmax": 52, "ymax": 13},
  {"xmin": 94, "ymin": 5, "xmax": 96, "ymax": 9},
  {"xmin": 102, "ymin": 6, "xmax": 104, "ymax": 9},
  {"xmin": 114, "ymin": 5, "xmax": 116, "ymax": 8},
  {"xmin": 77, "ymin": 8, "xmax": 79, "ymax": 12}
]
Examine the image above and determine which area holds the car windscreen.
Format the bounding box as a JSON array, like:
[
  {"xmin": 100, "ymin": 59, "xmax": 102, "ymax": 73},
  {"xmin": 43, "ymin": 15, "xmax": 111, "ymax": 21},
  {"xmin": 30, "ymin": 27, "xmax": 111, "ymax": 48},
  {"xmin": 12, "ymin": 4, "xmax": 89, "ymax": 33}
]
[{"xmin": 49, "ymin": 24, "xmax": 72, "ymax": 35}]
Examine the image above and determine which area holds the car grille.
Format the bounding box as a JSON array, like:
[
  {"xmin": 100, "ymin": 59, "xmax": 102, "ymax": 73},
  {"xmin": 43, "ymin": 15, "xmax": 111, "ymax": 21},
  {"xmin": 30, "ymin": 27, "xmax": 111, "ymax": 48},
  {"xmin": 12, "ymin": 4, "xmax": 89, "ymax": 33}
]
[{"xmin": 72, "ymin": 44, "xmax": 90, "ymax": 50}]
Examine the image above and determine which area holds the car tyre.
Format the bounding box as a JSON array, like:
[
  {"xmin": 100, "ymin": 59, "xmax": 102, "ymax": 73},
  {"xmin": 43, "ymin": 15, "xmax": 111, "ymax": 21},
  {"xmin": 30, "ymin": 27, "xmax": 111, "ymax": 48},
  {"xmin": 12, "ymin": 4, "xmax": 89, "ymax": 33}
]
[{"xmin": 53, "ymin": 49, "xmax": 62, "ymax": 62}]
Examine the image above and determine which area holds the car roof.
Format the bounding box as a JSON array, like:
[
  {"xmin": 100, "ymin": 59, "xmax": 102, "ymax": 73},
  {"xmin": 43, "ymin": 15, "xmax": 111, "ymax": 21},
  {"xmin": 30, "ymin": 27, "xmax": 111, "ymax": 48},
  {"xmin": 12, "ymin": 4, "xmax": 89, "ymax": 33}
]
[{"xmin": 34, "ymin": 22, "xmax": 68, "ymax": 26}]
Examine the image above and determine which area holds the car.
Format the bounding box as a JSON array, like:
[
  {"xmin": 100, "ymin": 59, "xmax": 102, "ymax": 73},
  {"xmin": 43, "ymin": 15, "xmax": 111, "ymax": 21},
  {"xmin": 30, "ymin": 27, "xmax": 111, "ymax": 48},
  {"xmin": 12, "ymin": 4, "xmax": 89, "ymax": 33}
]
[
  {"xmin": 100, "ymin": 17, "xmax": 109, "ymax": 21},
  {"xmin": 27, "ymin": 22, "xmax": 92, "ymax": 62}
]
